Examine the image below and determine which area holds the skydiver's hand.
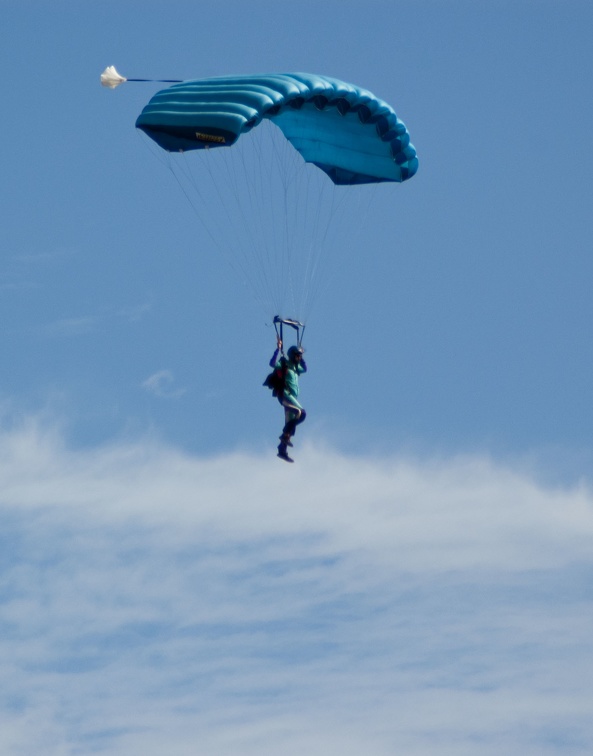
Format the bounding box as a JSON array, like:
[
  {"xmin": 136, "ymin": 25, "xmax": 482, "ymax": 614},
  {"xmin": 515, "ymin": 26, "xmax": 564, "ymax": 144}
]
[{"xmin": 277, "ymin": 337, "xmax": 283, "ymax": 350}]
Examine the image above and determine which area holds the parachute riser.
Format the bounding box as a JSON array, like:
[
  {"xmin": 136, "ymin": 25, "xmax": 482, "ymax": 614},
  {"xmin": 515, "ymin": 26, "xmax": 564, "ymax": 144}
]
[{"xmin": 273, "ymin": 315, "xmax": 305, "ymax": 353}]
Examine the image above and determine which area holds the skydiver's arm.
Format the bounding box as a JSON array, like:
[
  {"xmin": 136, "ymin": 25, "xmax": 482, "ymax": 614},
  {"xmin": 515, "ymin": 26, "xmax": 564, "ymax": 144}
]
[
  {"xmin": 269, "ymin": 336, "xmax": 283, "ymax": 367},
  {"xmin": 269, "ymin": 348, "xmax": 280, "ymax": 367}
]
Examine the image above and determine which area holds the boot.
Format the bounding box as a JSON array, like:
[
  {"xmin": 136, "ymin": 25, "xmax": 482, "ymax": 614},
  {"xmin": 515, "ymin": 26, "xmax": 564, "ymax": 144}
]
[{"xmin": 277, "ymin": 443, "xmax": 294, "ymax": 463}]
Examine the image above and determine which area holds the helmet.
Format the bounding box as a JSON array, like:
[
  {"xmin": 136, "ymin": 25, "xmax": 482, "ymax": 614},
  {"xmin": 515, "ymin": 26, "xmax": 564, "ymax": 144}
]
[{"xmin": 287, "ymin": 345, "xmax": 304, "ymax": 359}]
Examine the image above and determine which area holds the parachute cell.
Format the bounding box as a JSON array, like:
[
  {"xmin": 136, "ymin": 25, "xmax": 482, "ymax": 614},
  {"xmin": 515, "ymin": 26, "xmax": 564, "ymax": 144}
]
[{"xmin": 135, "ymin": 73, "xmax": 418, "ymax": 184}]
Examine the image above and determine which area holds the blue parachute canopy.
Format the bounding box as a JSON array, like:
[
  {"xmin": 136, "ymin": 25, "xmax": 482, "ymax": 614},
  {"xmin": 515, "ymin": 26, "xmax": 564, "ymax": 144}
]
[{"xmin": 135, "ymin": 73, "xmax": 418, "ymax": 185}]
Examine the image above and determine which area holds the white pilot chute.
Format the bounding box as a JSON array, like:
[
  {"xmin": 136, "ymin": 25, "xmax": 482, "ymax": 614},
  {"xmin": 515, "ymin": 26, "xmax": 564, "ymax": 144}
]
[{"xmin": 100, "ymin": 65, "xmax": 127, "ymax": 89}]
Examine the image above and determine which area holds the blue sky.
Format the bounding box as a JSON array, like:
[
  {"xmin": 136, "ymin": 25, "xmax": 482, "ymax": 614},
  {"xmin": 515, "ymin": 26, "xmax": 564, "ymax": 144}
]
[
  {"xmin": 2, "ymin": 0, "xmax": 592, "ymax": 465},
  {"xmin": 2, "ymin": 1, "xmax": 593, "ymax": 753}
]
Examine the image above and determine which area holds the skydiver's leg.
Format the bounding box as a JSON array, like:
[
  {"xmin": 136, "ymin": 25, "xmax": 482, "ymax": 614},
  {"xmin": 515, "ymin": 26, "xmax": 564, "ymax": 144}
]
[
  {"xmin": 286, "ymin": 409, "xmax": 306, "ymax": 436},
  {"xmin": 280, "ymin": 406, "xmax": 296, "ymax": 446},
  {"xmin": 277, "ymin": 400, "xmax": 295, "ymax": 461},
  {"xmin": 282, "ymin": 401, "xmax": 306, "ymax": 439}
]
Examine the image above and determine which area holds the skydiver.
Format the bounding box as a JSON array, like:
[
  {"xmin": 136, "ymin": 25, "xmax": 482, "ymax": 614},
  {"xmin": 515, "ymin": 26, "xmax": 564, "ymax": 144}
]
[{"xmin": 269, "ymin": 337, "xmax": 307, "ymax": 463}]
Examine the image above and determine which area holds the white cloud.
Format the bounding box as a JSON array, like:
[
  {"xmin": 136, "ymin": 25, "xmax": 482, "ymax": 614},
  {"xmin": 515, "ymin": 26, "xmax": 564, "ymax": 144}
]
[
  {"xmin": 141, "ymin": 369, "xmax": 187, "ymax": 399},
  {"xmin": 0, "ymin": 420, "xmax": 592, "ymax": 754}
]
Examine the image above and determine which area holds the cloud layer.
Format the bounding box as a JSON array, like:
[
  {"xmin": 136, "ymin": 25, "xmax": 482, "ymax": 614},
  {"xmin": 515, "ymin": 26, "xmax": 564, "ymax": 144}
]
[{"xmin": 1, "ymin": 421, "xmax": 592, "ymax": 755}]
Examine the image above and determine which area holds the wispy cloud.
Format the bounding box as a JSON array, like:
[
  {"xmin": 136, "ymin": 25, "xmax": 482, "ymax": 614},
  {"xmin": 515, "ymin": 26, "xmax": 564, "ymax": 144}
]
[
  {"xmin": 0, "ymin": 421, "xmax": 592, "ymax": 755},
  {"xmin": 37, "ymin": 302, "xmax": 152, "ymax": 339},
  {"xmin": 142, "ymin": 370, "xmax": 186, "ymax": 399},
  {"xmin": 40, "ymin": 315, "xmax": 99, "ymax": 337},
  {"xmin": 117, "ymin": 301, "xmax": 153, "ymax": 323}
]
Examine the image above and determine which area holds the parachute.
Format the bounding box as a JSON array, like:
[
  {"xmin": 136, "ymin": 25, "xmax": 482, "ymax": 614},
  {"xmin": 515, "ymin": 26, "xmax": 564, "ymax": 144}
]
[
  {"xmin": 136, "ymin": 73, "xmax": 417, "ymax": 183},
  {"xmin": 135, "ymin": 73, "xmax": 418, "ymax": 323}
]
